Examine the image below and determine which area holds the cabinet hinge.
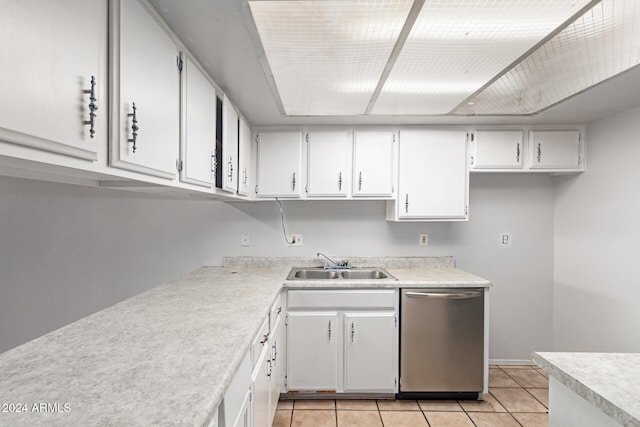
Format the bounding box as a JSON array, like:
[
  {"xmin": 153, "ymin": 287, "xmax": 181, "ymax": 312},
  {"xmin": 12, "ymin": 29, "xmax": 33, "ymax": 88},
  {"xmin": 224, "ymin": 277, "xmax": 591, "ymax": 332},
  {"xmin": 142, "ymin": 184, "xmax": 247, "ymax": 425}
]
[
  {"xmin": 285, "ymin": 315, "xmax": 288, "ymax": 326},
  {"xmin": 176, "ymin": 56, "xmax": 183, "ymax": 72},
  {"xmin": 305, "ymin": 133, "xmax": 309, "ymax": 143},
  {"xmin": 284, "ymin": 375, "xmax": 288, "ymax": 387},
  {"xmin": 578, "ymin": 155, "xmax": 581, "ymax": 165},
  {"xmin": 256, "ymin": 134, "xmax": 259, "ymax": 144},
  {"xmin": 394, "ymin": 316, "xmax": 397, "ymax": 327},
  {"xmin": 394, "ymin": 377, "xmax": 397, "ymax": 388},
  {"xmin": 255, "ymin": 185, "xmax": 258, "ymax": 194},
  {"xmin": 176, "ymin": 159, "xmax": 183, "ymax": 172},
  {"xmin": 470, "ymin": 132, "xmax": 475, "ymax": 142},
  {"xmin": 305, "ymin": 184, "xmax": 308, "ymax": 193},
  {"xmin": 465, "ymin": 205, "xmax": 468, "ymax": 215},
  {"xmin": 393, "ymin": 134, "xmax": 396, "ymax": 143}
]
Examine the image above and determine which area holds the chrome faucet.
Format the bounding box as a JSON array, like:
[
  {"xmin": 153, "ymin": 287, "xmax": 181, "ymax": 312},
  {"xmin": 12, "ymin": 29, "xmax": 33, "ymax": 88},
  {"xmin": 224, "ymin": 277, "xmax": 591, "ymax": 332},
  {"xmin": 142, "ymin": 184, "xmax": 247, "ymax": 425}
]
[{"xmin": 317, "ymin": 252, "xmax": 351, "ymax": 270}]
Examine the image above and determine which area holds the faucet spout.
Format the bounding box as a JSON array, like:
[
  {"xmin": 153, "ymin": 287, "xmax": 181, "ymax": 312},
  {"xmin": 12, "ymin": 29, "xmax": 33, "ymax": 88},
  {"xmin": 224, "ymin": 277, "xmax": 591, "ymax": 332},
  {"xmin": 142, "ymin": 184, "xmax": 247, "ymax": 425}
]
[{"xmin": 317, "ymin": 252, "xmax": 351, "ymax": 270}]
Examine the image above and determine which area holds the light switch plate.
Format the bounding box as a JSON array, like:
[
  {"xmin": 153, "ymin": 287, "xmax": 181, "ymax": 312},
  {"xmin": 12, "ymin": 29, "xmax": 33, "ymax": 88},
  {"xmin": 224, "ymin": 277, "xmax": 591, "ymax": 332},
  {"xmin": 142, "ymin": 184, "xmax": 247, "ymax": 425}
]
[{"xmin": 241, "ymin": 234, "xmax": 250, "ymax": 247}]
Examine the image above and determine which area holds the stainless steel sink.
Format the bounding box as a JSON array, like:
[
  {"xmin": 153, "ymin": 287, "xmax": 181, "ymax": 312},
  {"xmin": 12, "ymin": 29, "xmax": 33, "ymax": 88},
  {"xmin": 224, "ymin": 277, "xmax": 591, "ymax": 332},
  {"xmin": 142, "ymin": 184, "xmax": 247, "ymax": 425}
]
[
  {"xmin": 287, "ymin": 267, "xmax": 396, "ymax": 280},
  {"xmin": 290, "ymin": 269, "xmax": 341, "ymax": 280},
  {"xmin": 340, "ymin": 269, "xmax": 390, "ymax": 279}
]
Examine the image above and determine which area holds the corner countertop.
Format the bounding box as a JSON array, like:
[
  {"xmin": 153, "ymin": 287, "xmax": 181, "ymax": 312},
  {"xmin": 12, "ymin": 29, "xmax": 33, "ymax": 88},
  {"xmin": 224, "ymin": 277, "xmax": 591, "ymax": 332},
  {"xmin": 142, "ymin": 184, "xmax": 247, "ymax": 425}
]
[
  {"xmin": 0, "ymin": 257, "xmax": 490, "ymax": 426},
  {"xmin": 533, "ymin": 352, "xmax": 640, "ymax": 427}
]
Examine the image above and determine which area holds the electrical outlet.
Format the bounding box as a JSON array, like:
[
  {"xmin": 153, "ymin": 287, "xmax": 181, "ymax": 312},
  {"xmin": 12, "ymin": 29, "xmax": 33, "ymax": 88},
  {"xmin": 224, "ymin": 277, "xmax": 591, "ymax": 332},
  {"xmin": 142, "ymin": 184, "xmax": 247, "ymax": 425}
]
[
  {"xmin": 501, "ymin": 233, "xmax": 511, "ymax": 245},
  {"xmin": 419, "ymin": 233, "xmax": 429, "ymax": 246},
  {"xmin": 241, "ymin": 234, "xmax": 250, "ymax": 247},
  {"xmin": 289, "ymin": 234, "xmax": 303, "ymax": 247}
]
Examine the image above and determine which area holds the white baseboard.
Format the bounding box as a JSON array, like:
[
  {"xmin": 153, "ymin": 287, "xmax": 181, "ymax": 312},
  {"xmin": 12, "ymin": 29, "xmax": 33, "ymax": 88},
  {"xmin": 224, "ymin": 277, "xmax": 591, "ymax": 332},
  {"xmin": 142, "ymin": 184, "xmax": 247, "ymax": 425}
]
[{"xmin": 489, "ymin": 358, "xmax": 535, "ymax": 366}]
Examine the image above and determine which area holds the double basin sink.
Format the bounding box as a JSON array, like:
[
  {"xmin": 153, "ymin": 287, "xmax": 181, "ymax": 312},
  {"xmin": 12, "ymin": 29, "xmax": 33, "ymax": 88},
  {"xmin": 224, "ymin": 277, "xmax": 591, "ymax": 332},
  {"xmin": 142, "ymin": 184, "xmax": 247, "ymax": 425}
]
[{"xmin": 287, "ymin": 267, "xmax": 396, "ymax": 280}]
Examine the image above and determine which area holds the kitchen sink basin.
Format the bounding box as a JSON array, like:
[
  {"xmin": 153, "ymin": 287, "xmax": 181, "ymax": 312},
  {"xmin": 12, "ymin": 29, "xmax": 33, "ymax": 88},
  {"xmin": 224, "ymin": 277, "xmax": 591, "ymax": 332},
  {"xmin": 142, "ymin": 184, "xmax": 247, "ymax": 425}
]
[{"xmin": 287, "ymin": 267, "xmax": 396, "ymax": 280}]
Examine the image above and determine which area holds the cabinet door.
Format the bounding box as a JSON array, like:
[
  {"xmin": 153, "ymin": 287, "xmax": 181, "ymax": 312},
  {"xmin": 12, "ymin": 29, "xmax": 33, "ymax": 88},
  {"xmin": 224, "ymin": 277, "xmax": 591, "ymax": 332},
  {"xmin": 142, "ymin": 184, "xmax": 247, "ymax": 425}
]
[
  {"xmin": 286, "ymin": 311, "xmax": 339, "ymax": 391},
  {"xmin": 0, "ymin": 0, "xmax": 105, "ymax": 161},
  {"xmin": 353, "ymin": 130, "xmax": 395, "ymax": 197},
  {"xmin": 307, "ymin": 130, "xmax": 350, "ymax": 197},
  {"xmin": 230, "ymin": 390, "xmax": 251, "ymax": 427},
  {"xmin": 252, "ymin": 345, "xmax": 270, "ymax": 427},
  {"xmin": 529, "ymin": 130, "xmax": 582, "ymax": 169},
  {"xmin": 222, "ymin": 96, "xmax": 239, "ymax": 193},
  {"xmin": 397, "ymin": 129, "xmax": 468, "ymax": 220},
  {"xmin": 180, "ymin": 57, "xmax": 215, "ymax": 187},
  {"xmin": 111, "ymin": 0, "xmax": 180, "ymax": 178},
  {"xmin": 256, "ymin": 131, "xmax": 303, "ymax": 198},
  {"xmin": 268, "ymin": 314, "xmax": 285, "ymax": 423},
  {"xmin": 237, "ymin": 118, "xmax": 252, "ymax": 196},
  {"xmin": 344, "ymin": 312, "xmax": 397, "ymax": 392},
  {"xmin": 472, "ymin": 130, "xmax": 523, "ymax": 169}
]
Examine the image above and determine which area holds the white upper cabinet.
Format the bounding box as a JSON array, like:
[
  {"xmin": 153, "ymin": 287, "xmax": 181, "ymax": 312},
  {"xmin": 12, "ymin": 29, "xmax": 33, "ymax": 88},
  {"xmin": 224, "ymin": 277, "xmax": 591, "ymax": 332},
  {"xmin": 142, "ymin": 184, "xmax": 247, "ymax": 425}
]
[
  {"xmin": 110, "ymin": 0, "xmax": 180, "ymax": 179},
  {"xmin": 256, "ymin": 131, "xmax": 303, "ymax": 198},
  {"xmin": 472, "ymin": 130, "xmax": 523, "ymax": 170},
  {"xmin": 222, "ymin": 96, "xmax": 239, "ymax": 193},
  {"xmin": 389, "ymin": 129, "xmax": 469, "ymax": 221},
  {"xmin": 180, "ymin": 56, "xmax": 215, "ymax": 187},
  {"xmin": 352, "ymin": 130, "xmax": 395, "ymax": 197},
  {"xmin": 528, "ymin": 130, "xmax": 582, "ymax": 170},
  {"xmin": 237, "ymin": 118, "xmax": 252, "ymax": 196},
  {"xmin": 0, "ymin": 0, "xmax": 106, "ymax": 160},
  {"xmin": 306, "ymin": 130, "xmax": 351, "ymax": 197}
]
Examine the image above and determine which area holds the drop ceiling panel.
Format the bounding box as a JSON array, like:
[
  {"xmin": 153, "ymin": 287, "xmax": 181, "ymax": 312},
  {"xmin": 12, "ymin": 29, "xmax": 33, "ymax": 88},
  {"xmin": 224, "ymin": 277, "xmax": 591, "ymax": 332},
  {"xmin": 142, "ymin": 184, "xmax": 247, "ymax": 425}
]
[
  {"xmin": 455, "ymin": 0, "xmax": 640, "ymax": 115},
  {"xmin": 249, "ymin": 0, "xmax": 413, "ymax": 116},
  {"xmin": 370, "ymin": 0, "xmax": 592, "ymax": 115}
]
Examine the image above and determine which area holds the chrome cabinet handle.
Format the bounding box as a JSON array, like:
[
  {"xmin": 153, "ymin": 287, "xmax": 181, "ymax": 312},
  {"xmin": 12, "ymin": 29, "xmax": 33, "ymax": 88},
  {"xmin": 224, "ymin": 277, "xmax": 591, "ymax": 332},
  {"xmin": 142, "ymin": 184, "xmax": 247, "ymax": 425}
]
[
  {"xmin": 243, "ymin": 167, "xmax": 248, "ymax": 186},
  {"xmin": 537, "ymin": 143, "xmax": 542, "ymax": 163},
  {"xmin": 267, "ymin": 359, "xmax": 272, "ymax": 377},
  {"xmin": 516, "ymin": 142, "xmax": 521, "ymax": 163},
  {"xmin": 272, "ymin": 340, "xmax": 277, "ymax": 362},
  {"xmin": 328, "ymin": 320, "xmax": 332, "ymax": 341},
  {"xmin": 338, "ymin": 172, "xmax": 342, "ymax": 191},
  {"xmin": 128, "ymin": 103, "xmax": 139, "ymax": 153},
  {"xmin": 292, "ymin": 172, "xmax": 296, "ymax": 191},
  {"xmin": 211, "ymin": 153, "xmax": 216, "ymax": 173},
  {"xmin": 351, "ymin": 322, "xmax": 355, "ymax": 343},
  {"xmin": 82, "ymin": 75, "xmax": 98, "ymax": 139},
  {"xmin": 228, "ymin": 157, "xmax": 233, "ymax": 181},
  {"xmin": 260, "ymin": 333, "xmax": 268, "ymax": 345},
  {"xmin": 358, "ymin": 172, "xmax": 362, "ymax": 191},
  {"xmin": 405, "ymin": 194, "xmax": 409, "ymax": 213}
]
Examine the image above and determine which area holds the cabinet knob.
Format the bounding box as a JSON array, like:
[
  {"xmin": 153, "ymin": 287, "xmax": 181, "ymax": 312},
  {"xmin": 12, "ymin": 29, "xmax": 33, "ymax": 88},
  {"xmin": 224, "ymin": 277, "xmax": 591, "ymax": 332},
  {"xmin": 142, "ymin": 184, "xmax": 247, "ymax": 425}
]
[
  {"xmin": 82, "ymin": 75, "xmax": 98, "ymax": 139},
  {"xmin": 127, "ymin": 103, "xmax": 139, "ymax": 153}
]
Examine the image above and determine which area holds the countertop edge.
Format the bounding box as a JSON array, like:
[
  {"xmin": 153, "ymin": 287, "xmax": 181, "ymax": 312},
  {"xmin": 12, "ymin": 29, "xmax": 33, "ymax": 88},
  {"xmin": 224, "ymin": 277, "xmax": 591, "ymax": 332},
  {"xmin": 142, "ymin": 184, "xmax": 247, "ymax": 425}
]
[{"xmin": 532, "ymin": 352, "xmax": 639, "ymax": 427}]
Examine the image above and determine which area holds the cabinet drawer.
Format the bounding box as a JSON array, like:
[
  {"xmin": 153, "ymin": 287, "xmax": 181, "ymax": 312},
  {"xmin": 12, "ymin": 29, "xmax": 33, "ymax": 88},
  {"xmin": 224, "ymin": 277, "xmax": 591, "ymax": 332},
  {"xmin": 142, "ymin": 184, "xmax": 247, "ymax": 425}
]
[
  {"xmin": 288, "ymin": 290, "xmax": 396, "ymax": 309},
  {"xmin": 221, "ymin": 351, "xmax": 251, "ymax": 427}
]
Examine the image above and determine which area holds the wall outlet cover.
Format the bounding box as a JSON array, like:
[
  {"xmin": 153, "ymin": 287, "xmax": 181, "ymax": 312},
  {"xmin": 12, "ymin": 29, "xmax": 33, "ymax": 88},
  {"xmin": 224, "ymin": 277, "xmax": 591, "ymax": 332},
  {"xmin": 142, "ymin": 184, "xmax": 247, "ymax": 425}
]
[
  {"xmin": 419, "ymin": 234, "xmax": 429, "ymax": 246},
  {"xmin": 241, "ymin": 234, "xmax": 250, "ymax": 247},
  {"xmin": 289, "ymin": 234, "xmax": 303, "ymax": 247}
]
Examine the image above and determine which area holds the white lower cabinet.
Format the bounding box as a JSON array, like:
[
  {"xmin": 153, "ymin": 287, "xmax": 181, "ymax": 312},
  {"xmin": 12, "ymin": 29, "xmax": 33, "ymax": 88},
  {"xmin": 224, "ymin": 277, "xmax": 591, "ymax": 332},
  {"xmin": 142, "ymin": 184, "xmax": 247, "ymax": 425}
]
[
  {"xmin": 252, "ymin": 345, "xmax": 270, "ymax": 427},
  {"xmin": 286, "ymin": 289, "xmax": 398, "ymax": 394},
  {"xmin": 344, "ymin": 312, "xmax": 396, "ymax": 392},
  {"xmin": 286, "ymin": 311, "xmax": 339, "ymax": 391},
  {"xmin": 220, "ymin": 351, "xmax": 252, "ymax": 427}
]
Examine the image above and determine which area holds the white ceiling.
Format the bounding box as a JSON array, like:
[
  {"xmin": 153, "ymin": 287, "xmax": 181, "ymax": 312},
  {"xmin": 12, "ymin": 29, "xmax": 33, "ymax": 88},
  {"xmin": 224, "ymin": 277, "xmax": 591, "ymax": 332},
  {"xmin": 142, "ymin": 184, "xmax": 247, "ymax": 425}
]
[{"xmin": 149, "ymin": 0, "xmax": 640, "ymax": 127}]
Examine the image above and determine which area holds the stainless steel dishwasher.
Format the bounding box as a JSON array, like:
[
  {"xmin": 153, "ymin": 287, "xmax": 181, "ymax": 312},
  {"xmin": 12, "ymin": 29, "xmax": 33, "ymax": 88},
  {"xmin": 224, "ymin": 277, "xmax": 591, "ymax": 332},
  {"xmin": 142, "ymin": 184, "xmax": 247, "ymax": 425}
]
[{"xmin": 399, "ymin": 288, "xmax": 484, "ymax": 399}]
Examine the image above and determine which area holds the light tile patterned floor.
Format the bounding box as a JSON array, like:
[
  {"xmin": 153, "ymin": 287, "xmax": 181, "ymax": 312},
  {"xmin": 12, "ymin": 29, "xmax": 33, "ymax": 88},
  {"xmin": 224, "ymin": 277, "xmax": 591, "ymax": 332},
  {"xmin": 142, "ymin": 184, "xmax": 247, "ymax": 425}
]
[{"xmin": 273, "ymin": 365, "xmax": 548, "ymax": 427}]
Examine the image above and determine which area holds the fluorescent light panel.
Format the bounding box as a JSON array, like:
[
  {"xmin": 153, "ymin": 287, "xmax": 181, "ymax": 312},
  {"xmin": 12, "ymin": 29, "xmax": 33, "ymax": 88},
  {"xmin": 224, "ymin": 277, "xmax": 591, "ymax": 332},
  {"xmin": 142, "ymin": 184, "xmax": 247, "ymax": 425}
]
[
  {"xmin": 455, "ymin": 0, "xmax": 640, "ymax": 115},
  {"xmin": 371, "ymin": 0, "xmax": 593, "ymax": 115},
  {"xmin": 248, "ymin": 0, "xmax": 413, "ymax": 115}
]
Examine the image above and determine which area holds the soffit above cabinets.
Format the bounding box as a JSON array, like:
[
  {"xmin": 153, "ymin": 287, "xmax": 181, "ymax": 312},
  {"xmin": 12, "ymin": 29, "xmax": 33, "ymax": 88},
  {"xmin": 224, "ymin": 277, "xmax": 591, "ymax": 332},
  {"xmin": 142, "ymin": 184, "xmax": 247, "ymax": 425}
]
[{"xmin": 246, "ymin": 0, "xmax": 640, "ymax": 118}]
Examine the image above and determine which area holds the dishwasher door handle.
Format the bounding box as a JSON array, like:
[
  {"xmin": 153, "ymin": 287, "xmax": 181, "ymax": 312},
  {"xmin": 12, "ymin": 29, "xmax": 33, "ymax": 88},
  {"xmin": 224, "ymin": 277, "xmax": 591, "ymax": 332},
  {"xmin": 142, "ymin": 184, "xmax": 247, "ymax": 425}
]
[{"xmin": 405, "ymin": 291, "xmax": 481, "ymax": 299}]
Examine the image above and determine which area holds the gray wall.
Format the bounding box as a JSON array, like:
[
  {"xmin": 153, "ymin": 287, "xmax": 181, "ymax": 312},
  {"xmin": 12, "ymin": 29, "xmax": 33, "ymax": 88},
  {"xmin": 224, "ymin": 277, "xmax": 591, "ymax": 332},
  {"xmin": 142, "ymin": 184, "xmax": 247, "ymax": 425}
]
[
  {"xmin": 553, "ymin": 106, "xmax": 640, "ymax": 352},
  {"xmin": 0, "ymin": 177, "xmax": 219, "ymax": 353},
  {"xmin": 1, "ymin": 173, "xmax": 555, "ymax": 361}
]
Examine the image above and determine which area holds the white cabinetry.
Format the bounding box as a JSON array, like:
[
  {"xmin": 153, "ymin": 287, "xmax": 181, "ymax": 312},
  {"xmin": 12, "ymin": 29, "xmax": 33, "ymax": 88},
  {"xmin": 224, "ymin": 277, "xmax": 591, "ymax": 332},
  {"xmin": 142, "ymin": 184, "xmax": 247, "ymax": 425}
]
[
  {"xmin": 0, "ymin": 0, "xmax": 106, "ymax": 161},
  {"xmin": 286, "ymin": 311, "xmax": 339, "ymax": 391},
  {"xmin": 180, "ymin": 56, "xmax": 215, "ymax": 187},
  {"xmin": 528, "ymin": 130, "xmax": 582, "ymax": 170},
  {"xmin": 306, "ymin": 131, "xmax": 351, "ymax": 197},
  {"xmin": 352, "ymin": 130, "xmax": 395, "ymax": 197},
  {"xmin": 344, "ymin": 312, "xmax": 396, "ymax": 392},
  {"xmin": 110, "ymin": 0, "xmax": 180, "ymax": 179},
  {"xmin": 220, "ymin": 351, "xmax": 252, "ymax": 427},
  {"xmin": 286, "ymin": 289, "xmax": 398, "ymax": 394},
  {"xmin": 222, "ymin": 96, "xmax": 239, "ymax": 193},
  {"xmin": 237, "ymin": 118, "xmax": 252, "ymax": 196},
  {"xmin": 472, "ymin": 130, "xmax": 523, "ymax": 170},
  {"xmin": 256, "ymin": 131, "xmax": 303, "ymax": 198},
  {"xmin": 388, "ymin": 129, "xmax": 468, "ymax": 221}
]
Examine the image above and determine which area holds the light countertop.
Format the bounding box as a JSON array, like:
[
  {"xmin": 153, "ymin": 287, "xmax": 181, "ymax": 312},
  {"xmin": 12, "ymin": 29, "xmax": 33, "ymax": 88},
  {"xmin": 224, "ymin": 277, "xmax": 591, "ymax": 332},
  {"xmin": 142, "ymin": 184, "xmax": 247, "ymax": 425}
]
[
  {"xmin": 533, "ymin": 352, "xmax": 640, "ymax": 427},
  {"xmin": 0, "ymin": 257, "xmax": 490, "ymax": 426}
]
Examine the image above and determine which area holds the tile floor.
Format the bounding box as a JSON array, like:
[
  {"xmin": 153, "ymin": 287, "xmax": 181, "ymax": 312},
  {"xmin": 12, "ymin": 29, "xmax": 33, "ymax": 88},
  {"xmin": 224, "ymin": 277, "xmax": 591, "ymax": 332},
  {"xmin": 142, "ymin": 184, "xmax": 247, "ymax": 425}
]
[{"xmin": 273, "ymin": 365, "xmax": 549, "ymax": 427}]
